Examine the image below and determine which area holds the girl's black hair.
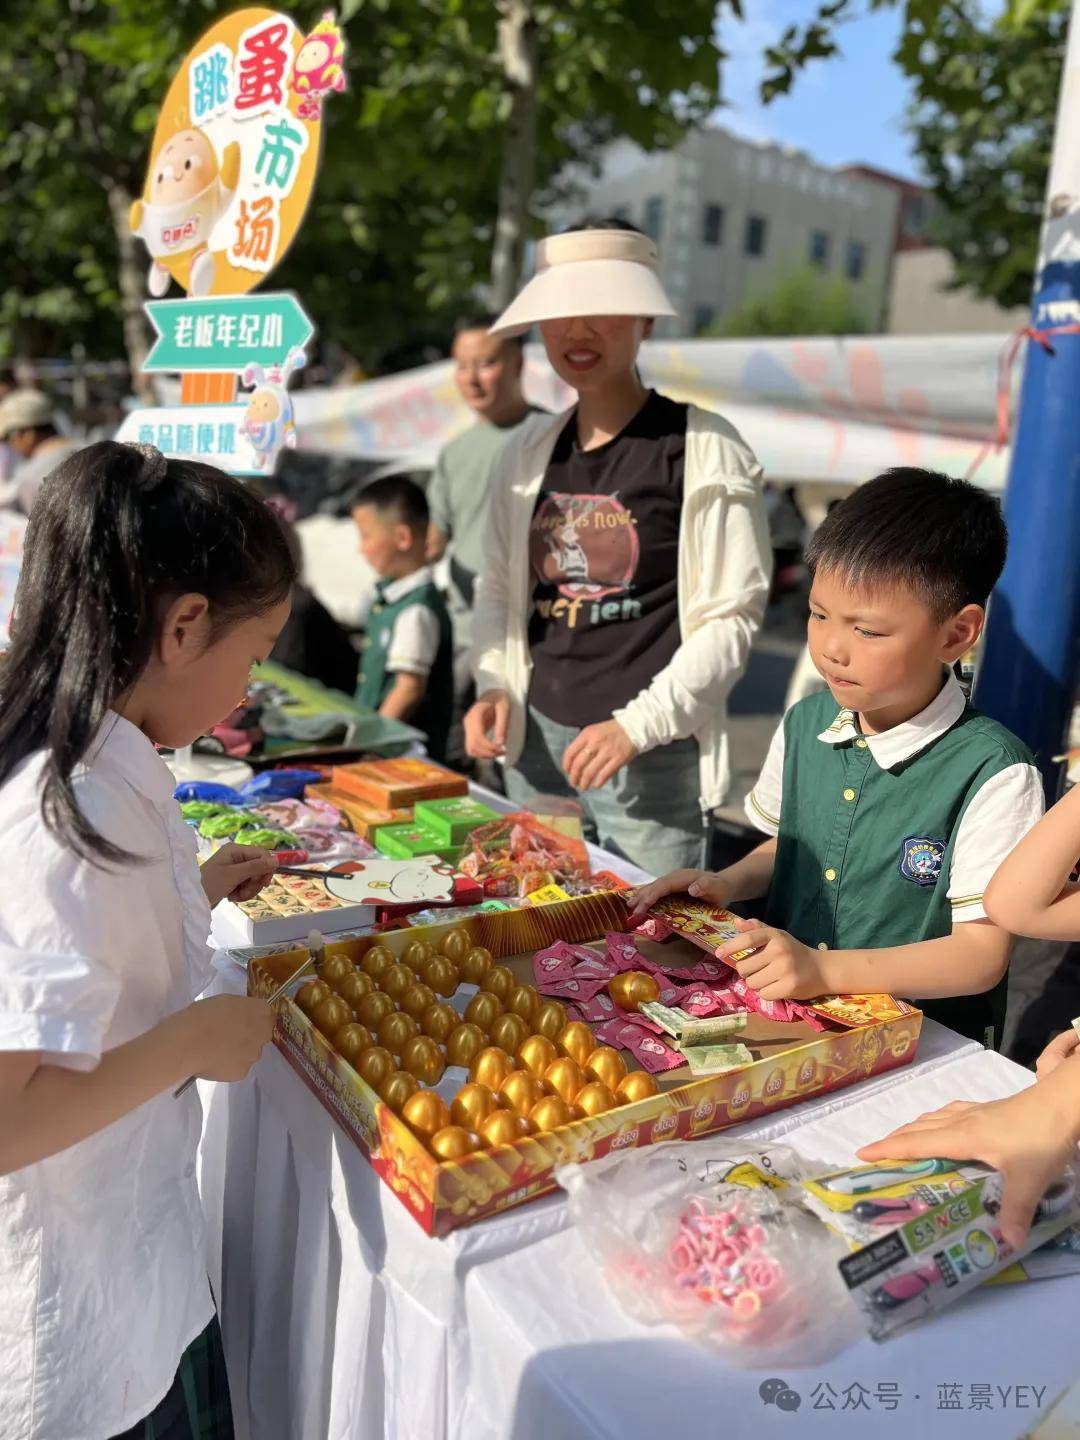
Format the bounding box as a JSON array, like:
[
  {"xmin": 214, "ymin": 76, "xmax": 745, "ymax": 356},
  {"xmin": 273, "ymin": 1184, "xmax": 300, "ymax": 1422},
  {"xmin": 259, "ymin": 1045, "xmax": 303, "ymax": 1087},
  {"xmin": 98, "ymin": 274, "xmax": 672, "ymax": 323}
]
[{"xmin": 0, "ymin": 441, "xmax": 297, "ymax": 865}]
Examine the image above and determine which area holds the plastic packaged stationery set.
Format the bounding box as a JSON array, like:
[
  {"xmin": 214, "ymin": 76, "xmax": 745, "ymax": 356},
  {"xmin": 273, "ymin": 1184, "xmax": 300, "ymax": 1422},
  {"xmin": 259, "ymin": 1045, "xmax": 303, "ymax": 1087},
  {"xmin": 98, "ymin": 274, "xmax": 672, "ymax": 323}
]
[{"xmin": 557, "ymin": 1140, "xmax": 861, "ymax": 1365}]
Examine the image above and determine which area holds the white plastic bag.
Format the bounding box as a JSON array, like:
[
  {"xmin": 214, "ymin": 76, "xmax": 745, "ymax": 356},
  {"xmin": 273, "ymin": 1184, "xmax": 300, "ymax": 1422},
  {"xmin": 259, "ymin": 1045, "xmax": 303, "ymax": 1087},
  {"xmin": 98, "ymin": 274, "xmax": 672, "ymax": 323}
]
[{"xmin": 557, "ymin": 1139, "xmax": 862, "ymax": 1366}]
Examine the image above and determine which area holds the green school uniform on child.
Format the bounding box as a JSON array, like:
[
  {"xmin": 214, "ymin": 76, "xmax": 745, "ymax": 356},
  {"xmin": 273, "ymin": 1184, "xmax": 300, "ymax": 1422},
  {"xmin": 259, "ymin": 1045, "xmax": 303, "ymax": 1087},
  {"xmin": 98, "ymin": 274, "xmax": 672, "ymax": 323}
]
[
  {"xmin": 357, "ymin": 570, "xmax": 453, "ymax": 763},
  {"xmin": 748, "ymin": 675, "xmax": 1043, "ymax": 1048}
]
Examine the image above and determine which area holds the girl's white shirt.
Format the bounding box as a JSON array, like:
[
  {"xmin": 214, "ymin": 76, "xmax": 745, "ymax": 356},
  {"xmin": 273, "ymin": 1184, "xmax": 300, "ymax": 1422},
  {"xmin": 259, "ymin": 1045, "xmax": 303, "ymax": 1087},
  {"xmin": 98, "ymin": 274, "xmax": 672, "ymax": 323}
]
[{"xmin": 0, "ymin": 714, "xmax": 215, "ymax": 1440}]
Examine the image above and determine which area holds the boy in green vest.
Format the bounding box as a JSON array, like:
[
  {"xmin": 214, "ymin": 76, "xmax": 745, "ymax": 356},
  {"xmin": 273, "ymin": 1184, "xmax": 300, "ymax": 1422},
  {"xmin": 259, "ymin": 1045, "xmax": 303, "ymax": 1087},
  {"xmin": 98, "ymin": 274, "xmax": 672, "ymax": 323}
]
[
  {"xmin": 630, "ymin": 467, "xmax": 1044, "ymax": 1047},
  {"xmin": 353, "ymin": 476, "xmax": 453, "ymax": 762}
]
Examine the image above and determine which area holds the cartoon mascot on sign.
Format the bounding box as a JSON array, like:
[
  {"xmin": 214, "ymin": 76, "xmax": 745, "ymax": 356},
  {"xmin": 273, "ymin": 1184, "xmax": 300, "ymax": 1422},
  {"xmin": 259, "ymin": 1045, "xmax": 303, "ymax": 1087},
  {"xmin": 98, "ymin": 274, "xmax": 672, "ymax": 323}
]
[
  {"xmin": 129, "ymin": 122, "xmax": 240, "ymax": 297},
  {"xmin": 240, "ymin": 347, "xmax": 307, "ymax": 472},
  {"xmin": 290, "ymin": 11, "xmax": 347, "ymax": 121}
]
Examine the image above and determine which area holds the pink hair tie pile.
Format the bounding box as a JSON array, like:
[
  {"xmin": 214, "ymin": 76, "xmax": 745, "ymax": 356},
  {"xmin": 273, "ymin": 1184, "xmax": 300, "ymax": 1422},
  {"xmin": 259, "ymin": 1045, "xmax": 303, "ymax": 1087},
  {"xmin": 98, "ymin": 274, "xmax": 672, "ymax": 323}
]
[{"xmin": 667, "ymin": 1196, "xmax": 787, "ymax": 1330}]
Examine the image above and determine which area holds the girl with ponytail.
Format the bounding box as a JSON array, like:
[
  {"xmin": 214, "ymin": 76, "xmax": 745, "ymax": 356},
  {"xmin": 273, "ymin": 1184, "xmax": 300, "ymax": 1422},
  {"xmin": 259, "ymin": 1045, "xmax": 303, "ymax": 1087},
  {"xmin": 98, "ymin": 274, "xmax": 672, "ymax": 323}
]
[{"xmin": 0, "ymin": 441, "xmax": 297, "ymax": 1440}]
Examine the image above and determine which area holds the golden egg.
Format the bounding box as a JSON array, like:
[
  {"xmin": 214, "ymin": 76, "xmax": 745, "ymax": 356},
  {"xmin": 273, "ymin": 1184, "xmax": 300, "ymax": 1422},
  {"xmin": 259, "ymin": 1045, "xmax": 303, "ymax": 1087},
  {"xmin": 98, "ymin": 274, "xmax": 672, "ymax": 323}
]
[
  {"xmin": 400, "ymin": 982, "xmax": 437, "ymax": 1021},
  {"xmin": 517, "ymin": 1034, "xmax": 559, "ymax": 1079},
  {"xmin": 377, "ymin": 1010, "xmax": 420, "ymax": 1058},
  {"xmin": 440, "ymin": 928, "xmax": 470, "ymax": 963},
  {"xmin": 295, "ymin": 979, "xmax": 331, "ymax": 1015},
  {"xmin": 529, "ymin": 1094, "xmax": 575, "ymax": 1133},
  {"xmin": 499, "ymin": 1070, "xmax": 547, "ymax": 1117},
  {"xmin": 617, "ymin": 1071, "xmax": 660, "ymax": 1104},
  {"xmin": 544, "ymin": 1055, "xmax": 587, "ymax": 1104},
  {"xmin": 421, "ymin": 1001, "xmax": 459, "ymax": 1043},
  {"xmin": 402, "ymin": 1089, "xmax": 452, "ymax": 1138},
  {"xmin": 334, "ymin": 1022, "xmax": 374, "ymax": 1066},
  {"xmin": 401, "ymin": 1035, "xmax": 446, "ymax": 1086},
  {"xmin": 320, "ymin": 953, "xmax": 354, "ymax": 987},
  {"xmin": 479, "ymin": 1109, "xmax": 533, "ymax": 1147},
  {"xmin": 459, "ymin": 945, "xmax": 493, "ymax": 984},
  {"xmin": 360, "ymin": 944, "xmax": 395, "ymax": 980},
  {"xmin": 380, "ymin": 963, "xmax": 416, "ymax": 1001},
  {"xmin": 557, "ymin": 1021, "xmax": 596, "ymax": 1066},
  {"xmin": 532, "ymin": 1000, "xmax": 569, "ymax": 1040},
  {"xmin": 470, "ymin": 1046, "xmax": 516, "ymax": 1091},
  {"xmin": 430, "ymin": 1125, "xmax": 482, "ymax": 1161},
  {"xmin": 403, "ymin": 939, "xmax": 431, "ymax": 970},
  {"xmin": 489, "ymin": 1012, "xmax": 531, "ymax": 1054},
  {"xmin": 585, "ymin": 1046, "xmax": 628, "ymax": 1091},
  {"xmin": 608, "ymin": 970, "xmax": 661, "ymax": 1011},
  {"xmin": 451, "ymin": 1082, "xmax": 500, "ymax": 1130},
  {"xmin": 464, "ymin": 991, "xmax": 504, "ymax": 1033},
  {"xmin": 311, "ymin": 995, "xmax": 352, "ymax": 1037},
  {"xmin": 506, "ymin": 984, "xmax": 540, "ymax": 1023},
  {"xmin": 356, "ymin": 1045, "xmax": 395, "ymax": 1089},
  {"xmin": 356, "ymin": 991, "xmax": 396, "ymax": 1030},
  {"xmin": 338, "ymin": 971, "xmax": 376, "ymax": 1009},
  {"xmin": 420, "ymin": 956, "xmax": 458, "ymax": 997},
  {"xmin": 480, "ymin": 965, "xmax": 515, "ymax": 1001},
  {"xmin": 378, "ymin": 1069, "xmax": 420, "ymax": 1113},
  {"xmin": 445, "ymin": 1022, "xmax": 486, "ymax": 1068},
  {"xmin": 576, "ymin": 1081, "xmax": 618, "ymax": 1117}
]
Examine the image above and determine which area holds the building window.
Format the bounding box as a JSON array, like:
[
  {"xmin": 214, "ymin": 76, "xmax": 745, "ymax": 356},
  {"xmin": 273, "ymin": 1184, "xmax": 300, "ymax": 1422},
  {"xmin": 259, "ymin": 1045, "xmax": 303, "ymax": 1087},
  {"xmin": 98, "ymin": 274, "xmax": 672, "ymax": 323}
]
[
  {"xmin": 643, "ymin": 195, "xmax": 664, "ymax": 241},
  {"xmin": 702, "ymin": 204, "xmax": 724, "ymax": 246},
  {"xmin": 846, "ymin": 240, "xmax": 866, "ymax": 281},
  {"xmin": 809, "ymin": 230, "xmax": 830, "ymax": 269},
  {"xmin": 693, "ymin": 304, "xmax": 716, "ymax": 334},
  {"xmin": 902, "ymin": 193, "xmax": 926, "ymax": 238},
  {"xmin": 745, "ymin": 214, "xmax": 767, "ymax": 257}
]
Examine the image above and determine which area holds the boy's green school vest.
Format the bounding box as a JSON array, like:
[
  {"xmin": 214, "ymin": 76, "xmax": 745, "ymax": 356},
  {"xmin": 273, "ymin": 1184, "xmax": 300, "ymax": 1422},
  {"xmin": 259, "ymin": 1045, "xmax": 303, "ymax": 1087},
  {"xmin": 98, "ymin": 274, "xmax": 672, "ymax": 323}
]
[
  {"xmin": 357, "ymin": 579, "xmax": 453, "ymax": 762},
  {"xmin": 764, "ymin": 689, "xmax": 1034, "ymax": 1048}
]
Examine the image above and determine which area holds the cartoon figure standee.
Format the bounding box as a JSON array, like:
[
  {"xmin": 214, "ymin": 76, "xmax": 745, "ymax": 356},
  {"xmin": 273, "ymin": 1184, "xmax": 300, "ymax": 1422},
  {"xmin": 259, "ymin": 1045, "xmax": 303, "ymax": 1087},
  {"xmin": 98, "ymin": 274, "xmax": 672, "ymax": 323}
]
[
  {"xmin": 290, "ymin": 11, "xmax": 347, "ymax": 120},
  {"xmin": 129, "ymin": 124, "xmax": 240, "ymax": 297},
  {"xmin": 240, "ymin": 346, "xmax": 306, "ymax": 470}
]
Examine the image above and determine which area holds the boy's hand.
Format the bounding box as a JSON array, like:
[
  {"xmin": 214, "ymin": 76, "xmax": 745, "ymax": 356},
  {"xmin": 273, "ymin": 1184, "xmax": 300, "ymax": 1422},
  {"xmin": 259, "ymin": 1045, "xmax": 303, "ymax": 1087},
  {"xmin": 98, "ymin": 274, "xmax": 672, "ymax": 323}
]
[
  {"xmin": 1036, "ymin": 1027, "xmax": 1080, "ymax": 1079},
  {"xmin": 563, "ymin": 720, "xmax": 637, "ymax": 791},
  {"xmin": 200, "ymin": 844, "xmax": 278, "ymax": 908},
  {"xmin": 715, "ymin": 917, "xmax": 826, "ymax": 1000},
  {"xmin": 626, "ymin": 869, "xmax": 731, "ymax": 926},
  {"xmin": 857, "ymin": 1088, "xmax": 1078, "ymax": 1250},
  {"xmin": 465, "ymin": 689, "xmax": 510, "ymax": 760}
]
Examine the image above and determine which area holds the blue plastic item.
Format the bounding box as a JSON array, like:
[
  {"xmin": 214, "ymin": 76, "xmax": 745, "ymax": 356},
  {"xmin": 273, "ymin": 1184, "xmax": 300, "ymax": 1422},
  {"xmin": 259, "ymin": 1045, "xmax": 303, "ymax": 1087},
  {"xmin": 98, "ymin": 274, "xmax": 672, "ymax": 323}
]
[
  {"xmin": 172, "ymin": 781, "xmax": 246, "ymax": 806},
  {"xmin": 238, "ymin": 769, "xmax": 325, "ymax": 801}
]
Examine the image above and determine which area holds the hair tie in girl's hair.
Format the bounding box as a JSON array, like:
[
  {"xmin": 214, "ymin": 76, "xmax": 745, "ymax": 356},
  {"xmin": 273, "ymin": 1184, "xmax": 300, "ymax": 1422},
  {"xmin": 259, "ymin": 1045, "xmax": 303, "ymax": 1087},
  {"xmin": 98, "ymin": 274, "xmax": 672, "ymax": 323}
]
[{"xmin": 126, "ymin": 443, "xmax": 168, "ymax": 492}]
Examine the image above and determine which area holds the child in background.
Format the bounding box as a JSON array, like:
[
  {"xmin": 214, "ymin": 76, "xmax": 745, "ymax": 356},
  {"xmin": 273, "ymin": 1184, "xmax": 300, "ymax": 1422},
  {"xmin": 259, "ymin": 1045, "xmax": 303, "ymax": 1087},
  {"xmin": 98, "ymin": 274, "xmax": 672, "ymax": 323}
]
[
  {"xmin": 353, "ymin": 475, "xmax": 453, "ymax": 761},
  {"xmin": 862, "ymin": 773, "xmax": 1080, "ymax": 1245},
  {"xmin": 630, "ymin": 469, "xmax": 1044, "ymax": 1048},
  {"xmin": 0, "ymin": 441, "xmax": 295, "ymax": 1440}
]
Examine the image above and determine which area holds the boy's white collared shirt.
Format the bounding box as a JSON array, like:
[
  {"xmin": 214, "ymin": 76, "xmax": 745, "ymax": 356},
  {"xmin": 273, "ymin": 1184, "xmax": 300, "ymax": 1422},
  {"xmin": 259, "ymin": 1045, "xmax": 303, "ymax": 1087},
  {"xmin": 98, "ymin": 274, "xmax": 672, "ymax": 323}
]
[
  {"xmin": 378, "ymin": 563, "xmax": 441, "ymax": 678},
  {"xmin": 747, "ymin": 672, "xmax": 1045, "ymax": 922},
  {"xmin": 0, "ymin": 714, "xmax": 215, "ymax": 1439}
]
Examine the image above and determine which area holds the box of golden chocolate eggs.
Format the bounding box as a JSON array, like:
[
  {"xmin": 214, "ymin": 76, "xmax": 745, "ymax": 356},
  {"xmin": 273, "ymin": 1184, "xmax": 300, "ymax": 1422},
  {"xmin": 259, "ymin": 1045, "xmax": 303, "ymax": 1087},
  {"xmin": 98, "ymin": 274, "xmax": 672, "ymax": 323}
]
[{"xmin": 236, "ymin": 907, "xmax": 923, "ymax": 1237}]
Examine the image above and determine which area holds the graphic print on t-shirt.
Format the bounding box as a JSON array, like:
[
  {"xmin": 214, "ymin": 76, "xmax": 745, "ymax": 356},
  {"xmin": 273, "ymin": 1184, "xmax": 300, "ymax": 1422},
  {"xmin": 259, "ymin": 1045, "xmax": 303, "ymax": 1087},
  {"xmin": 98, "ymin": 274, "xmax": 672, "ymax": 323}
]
[{"xmin": 530, "ymin": 491, "xmax": 641, "ymax": 604}]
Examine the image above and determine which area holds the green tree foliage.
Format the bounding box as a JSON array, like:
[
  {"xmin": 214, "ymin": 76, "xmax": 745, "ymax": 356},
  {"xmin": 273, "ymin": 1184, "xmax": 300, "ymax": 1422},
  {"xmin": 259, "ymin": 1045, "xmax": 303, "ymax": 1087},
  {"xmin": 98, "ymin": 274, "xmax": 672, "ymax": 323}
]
[
  {"xmin": 711, "ymin": 263, "xmax": 871, "ymax": 337},
  {"xmin": 0, "ymin": 0, "xmax": 736, "ymax": 372},
  {"xmin": 760, "ymin": 0, "xmax": 1069, "ymax": 309}
]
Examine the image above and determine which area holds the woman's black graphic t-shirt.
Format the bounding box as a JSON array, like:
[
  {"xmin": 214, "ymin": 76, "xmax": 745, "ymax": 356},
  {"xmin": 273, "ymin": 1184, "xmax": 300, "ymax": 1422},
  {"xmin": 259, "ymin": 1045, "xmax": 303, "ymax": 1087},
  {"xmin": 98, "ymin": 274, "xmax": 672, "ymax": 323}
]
[{"xmin": 526, "ymin": 390, "xmax": 688, "ymax": 727}]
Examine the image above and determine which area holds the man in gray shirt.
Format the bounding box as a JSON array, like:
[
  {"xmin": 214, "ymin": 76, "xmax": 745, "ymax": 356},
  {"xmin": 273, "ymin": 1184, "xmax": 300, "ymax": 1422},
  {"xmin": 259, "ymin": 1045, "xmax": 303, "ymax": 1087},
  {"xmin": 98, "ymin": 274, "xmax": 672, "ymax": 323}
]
[{"xmin": 427, "ymin": 314, "xmax": 544, "ymax": 772}]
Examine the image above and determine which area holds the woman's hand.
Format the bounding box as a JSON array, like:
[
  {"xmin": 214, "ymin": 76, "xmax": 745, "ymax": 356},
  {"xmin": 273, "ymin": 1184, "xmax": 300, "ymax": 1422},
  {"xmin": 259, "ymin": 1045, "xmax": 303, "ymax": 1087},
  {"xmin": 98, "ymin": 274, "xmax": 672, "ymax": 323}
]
[
  {"xmin": 200, "ymin": 844, "xmax": 278, "ymax": 908},
  {"xmin": 858, "ymin": 1084, "xmax": 1080, "ymax": 1250},
  {"xmin": 563, "ymin": 720, "xmax": 637, "ymax": 791},
  {"xmin": 464, "ymin": 689, "xmax": 511, "ymax": 760}
]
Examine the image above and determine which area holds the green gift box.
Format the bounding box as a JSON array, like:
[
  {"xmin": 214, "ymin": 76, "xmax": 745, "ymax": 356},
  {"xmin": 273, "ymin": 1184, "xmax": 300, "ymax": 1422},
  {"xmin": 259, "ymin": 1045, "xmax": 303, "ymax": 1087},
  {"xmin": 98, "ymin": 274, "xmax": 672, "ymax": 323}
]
[{"xmin": 413, "ymin": 797, "xmax": 501, "ymax": 847}]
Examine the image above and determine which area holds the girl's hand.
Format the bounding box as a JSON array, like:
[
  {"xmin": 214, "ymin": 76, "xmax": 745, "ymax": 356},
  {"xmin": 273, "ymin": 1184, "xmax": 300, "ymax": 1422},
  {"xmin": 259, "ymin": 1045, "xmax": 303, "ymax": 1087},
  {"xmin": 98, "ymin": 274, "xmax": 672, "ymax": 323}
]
[
  {"xmin": 563, "ymin": 720, "xmax": 637, "ymax": 791},
  {"xmin": 178, "ymin": 994, "xmax": 275, "ymax": 1082},
  {"xmin": 626, "ymin": 869, "xmax": 730, "ymax": 926},
  {"xmin": 465, "ymin": 690, "xmax": 511, "ymax": 760},
  {"xmin": 200, "ymin": 844, "xmax": 278, "ymax": 908},
  {"xmin": 1036, "ymin": 1027, "xmax": 1080, "ymax": 1079},
  {"xmin": 858, "ymin": 1087, "xmax": 1079, "ymax": 1249}
]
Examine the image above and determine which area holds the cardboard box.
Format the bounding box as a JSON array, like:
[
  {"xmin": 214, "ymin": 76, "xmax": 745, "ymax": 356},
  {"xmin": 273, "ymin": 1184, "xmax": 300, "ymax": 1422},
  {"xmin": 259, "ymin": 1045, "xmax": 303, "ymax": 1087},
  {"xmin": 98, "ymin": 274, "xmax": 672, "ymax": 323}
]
[
  {"xmin": 330, "ymin": 757, "xmax": 468, "ymax": 809},
  {"xmin": 374, "ymin": 822, "xmax": 458, "ymax": 864},
  {"xmin": 304, "ymin": 784, "xmax": 412, "ymax": 839},
  {"xmin": 242, "ymin": 907, "xmax": 923, "ymax": 1238},
  {"xmin": 413, "ymin": 797, "xmax": 501, "ymax": 846}
]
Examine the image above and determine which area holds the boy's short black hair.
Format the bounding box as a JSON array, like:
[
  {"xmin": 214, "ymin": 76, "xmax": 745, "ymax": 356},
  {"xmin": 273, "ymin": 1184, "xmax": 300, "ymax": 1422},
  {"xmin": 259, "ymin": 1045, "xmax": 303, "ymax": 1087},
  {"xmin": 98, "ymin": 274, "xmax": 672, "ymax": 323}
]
[
  {"xmin": 453, "ymin": 313, "xmax": 524, "ymax": 353},
  {"xmin": 805, "ymin": 467, "xmax": 1007, "ymax": 620},
  {"xmin": 564, "ymin": 216, "xmax": 646, "ymax": 237},
  {"xmin": 353, "ymin": 475, "xmax": 429, "ymax": 533}
]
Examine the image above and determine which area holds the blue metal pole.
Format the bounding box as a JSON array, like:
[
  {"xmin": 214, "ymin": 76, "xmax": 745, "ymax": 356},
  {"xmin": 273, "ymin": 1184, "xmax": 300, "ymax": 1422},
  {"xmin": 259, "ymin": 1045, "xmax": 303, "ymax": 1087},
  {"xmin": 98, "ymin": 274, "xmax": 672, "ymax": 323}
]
[{"xmin": 974, "ymin": 2, "xmax": 1080, "ymax": 796}]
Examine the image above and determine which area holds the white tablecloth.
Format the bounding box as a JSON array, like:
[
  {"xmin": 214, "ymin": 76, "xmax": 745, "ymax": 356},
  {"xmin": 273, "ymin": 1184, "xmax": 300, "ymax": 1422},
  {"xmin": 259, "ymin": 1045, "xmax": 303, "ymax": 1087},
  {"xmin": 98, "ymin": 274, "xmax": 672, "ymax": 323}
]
[
  {"xmin": 460, "ymin": 1046, "xmax": 1080, "ymax": 1440},
  {"xmin": 197, "ymin": 1013, "xmax": 993, "ymax": 1440}
]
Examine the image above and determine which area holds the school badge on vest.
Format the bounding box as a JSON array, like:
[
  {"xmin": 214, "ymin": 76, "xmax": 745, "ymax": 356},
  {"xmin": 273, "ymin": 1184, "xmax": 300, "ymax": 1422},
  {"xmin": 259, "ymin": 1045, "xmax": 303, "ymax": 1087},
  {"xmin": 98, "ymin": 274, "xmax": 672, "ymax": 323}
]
[{"xmin": 899, "ymin": 835, "xmax": 945, "ymax": 887}]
